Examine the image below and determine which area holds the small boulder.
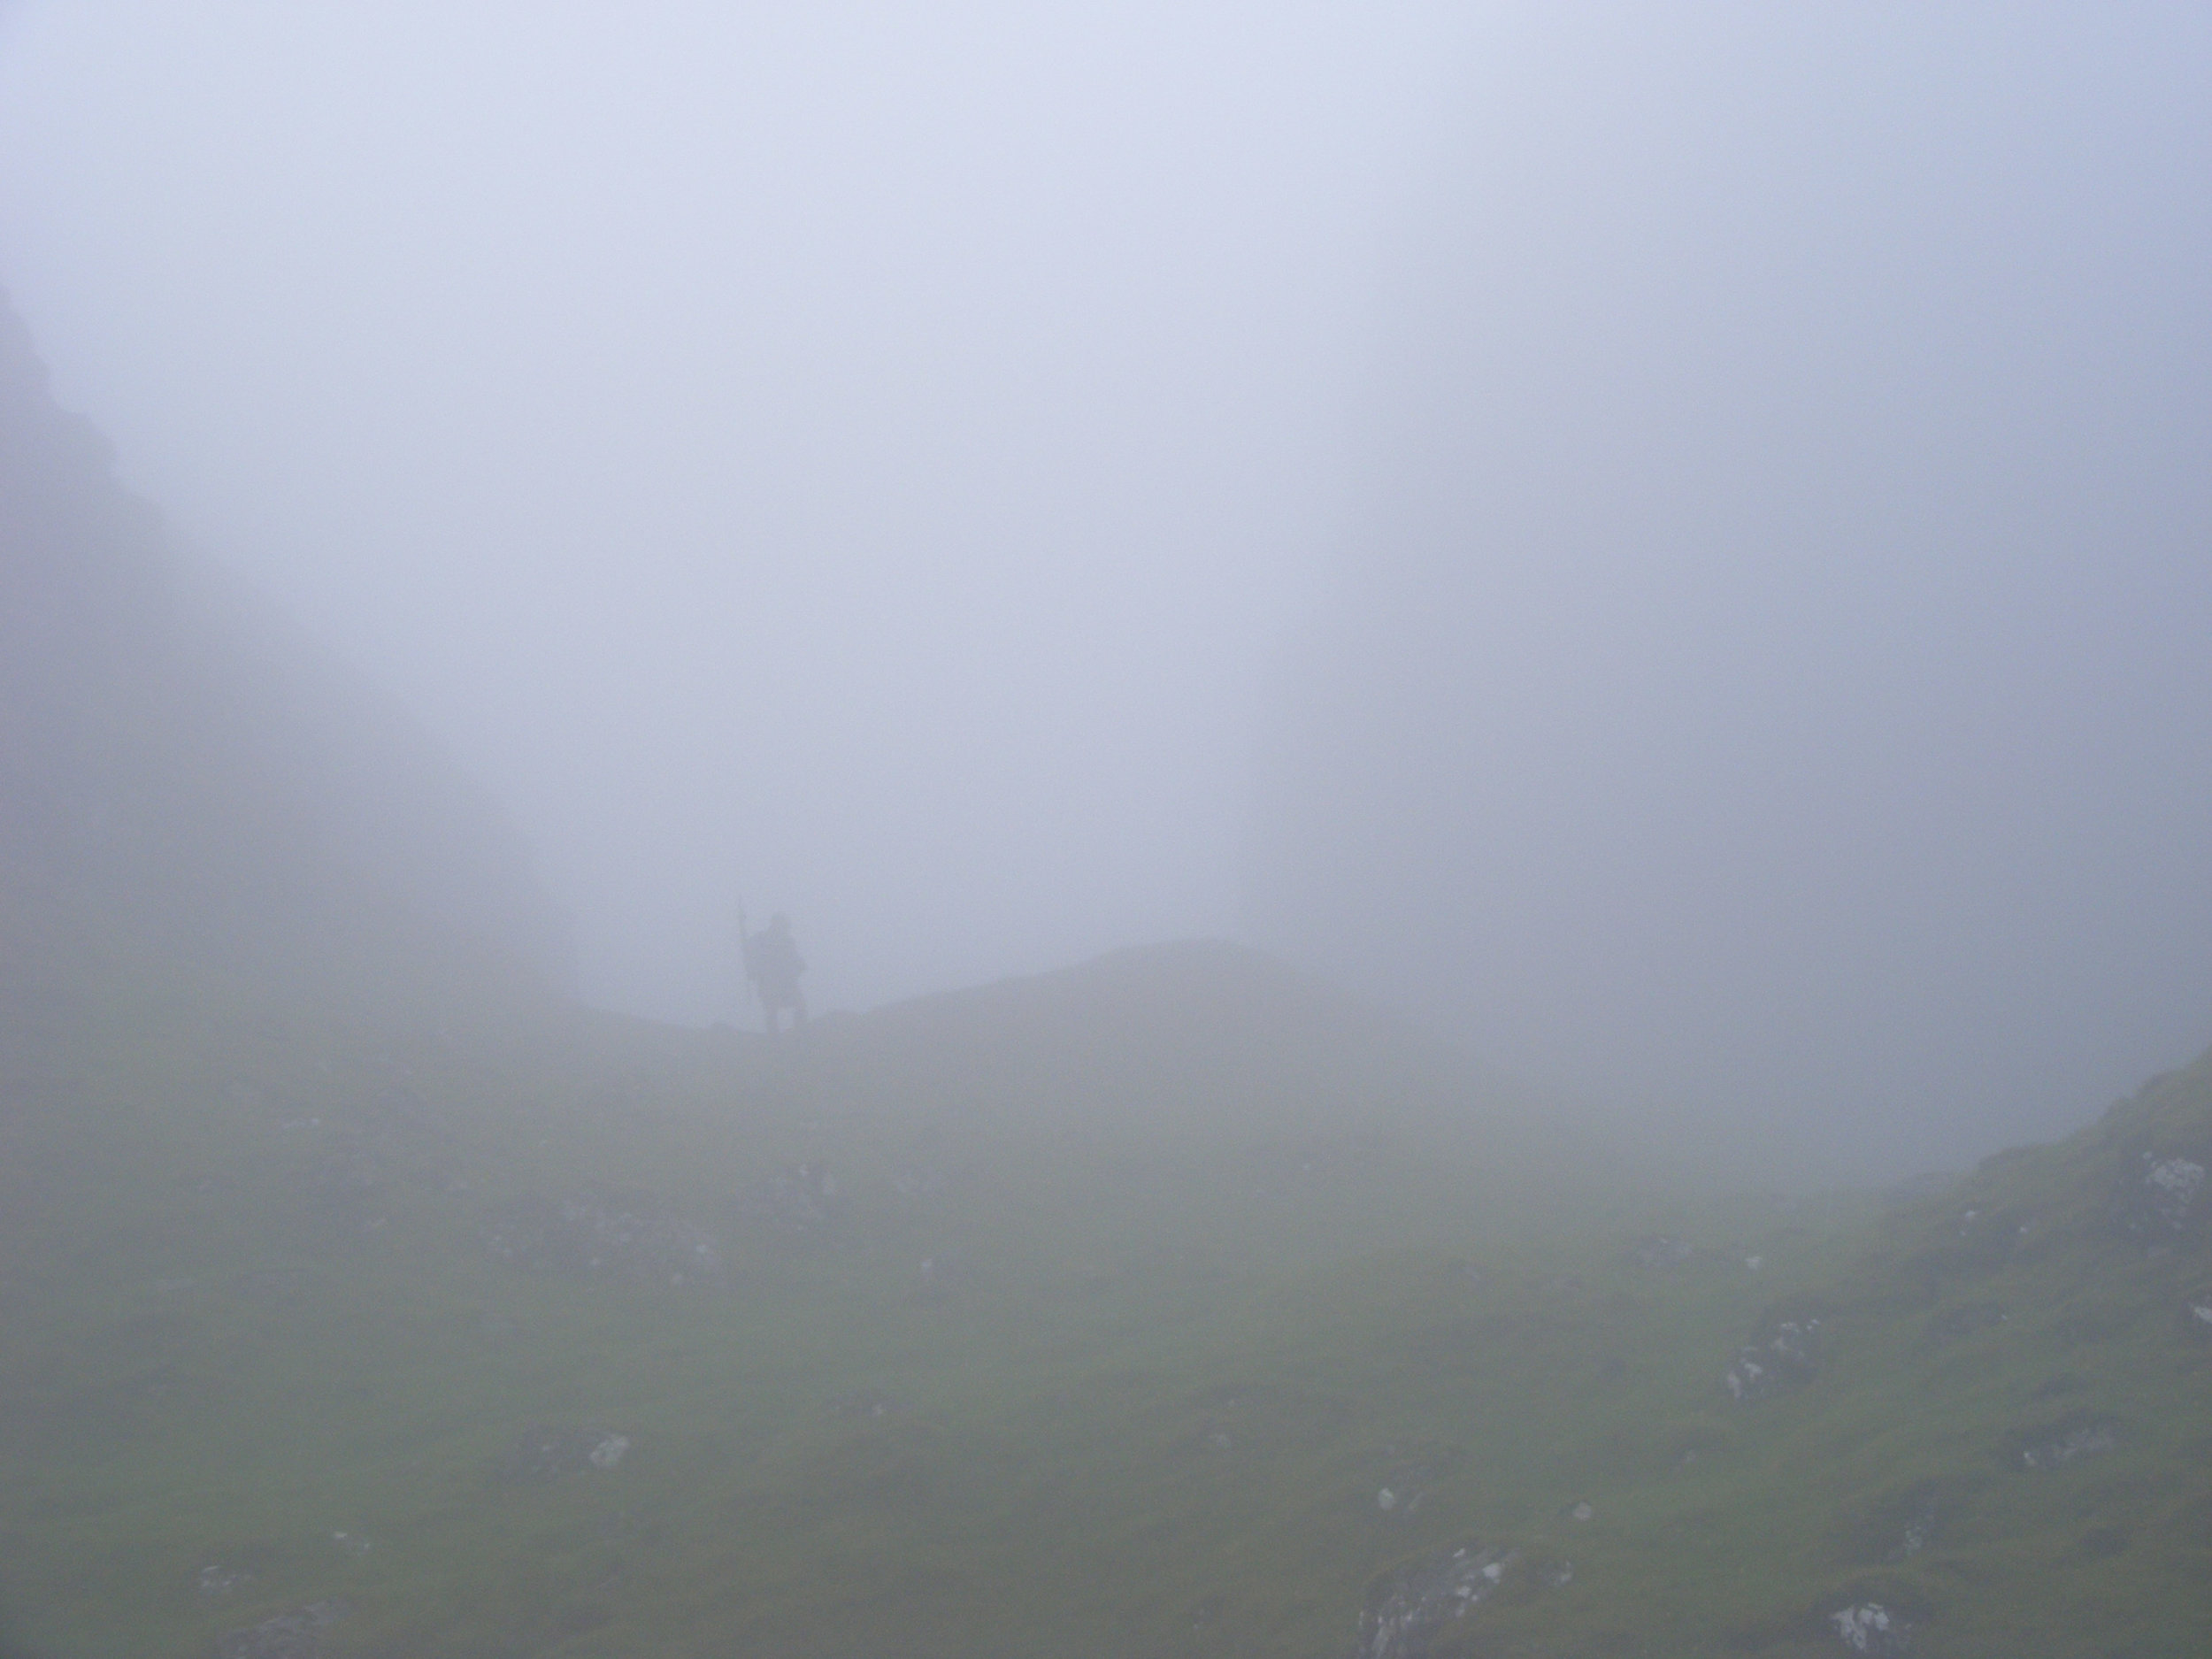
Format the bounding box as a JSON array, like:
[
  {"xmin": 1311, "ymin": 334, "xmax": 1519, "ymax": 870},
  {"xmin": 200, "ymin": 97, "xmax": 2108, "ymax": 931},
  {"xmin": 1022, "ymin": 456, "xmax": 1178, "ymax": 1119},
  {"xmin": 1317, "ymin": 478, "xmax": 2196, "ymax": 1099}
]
[
  {"xmin": 1829, "ymin": 1601, "xmax": 1909, "ymax": 1654},
  {"xmin": 196, "ymin": 1564, "xmax": 251, "ymax": 1600},
  {"xmin": 1354, "ymin": 1544, "xmax": 1515, "ymax": 1659},
  {"xmin": 2014, "ymin": 1413, "xmax": 2117, "ymax": 1471},
  {"xmin": 216, "ymin": 1601, "xmax": 344, "ymax": 1659},
  {"xmin": 496, "ymin": 1424, "xmax": 634, "ymax": 1483}
]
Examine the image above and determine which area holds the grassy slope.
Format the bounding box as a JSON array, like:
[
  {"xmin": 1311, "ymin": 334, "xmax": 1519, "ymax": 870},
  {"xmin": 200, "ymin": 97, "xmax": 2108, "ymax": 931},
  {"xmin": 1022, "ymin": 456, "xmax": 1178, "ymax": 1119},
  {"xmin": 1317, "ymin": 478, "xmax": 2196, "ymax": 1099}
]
[{"xmin": 1, "ymin": 949, "xmax": 2206, "ymax": 1658}]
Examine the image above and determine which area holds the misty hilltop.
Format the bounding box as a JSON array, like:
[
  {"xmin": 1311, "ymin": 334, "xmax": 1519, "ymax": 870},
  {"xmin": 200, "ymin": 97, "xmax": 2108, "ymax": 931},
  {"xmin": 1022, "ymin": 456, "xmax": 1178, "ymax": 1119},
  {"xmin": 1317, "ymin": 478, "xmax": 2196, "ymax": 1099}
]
[
  {"xmin": 2, "ymin": 8, "xmax": 2209, "ymax": 1652},
  {"xmin": 0, "ymin": 289, "xmax": 569, "ymax": 1001}
]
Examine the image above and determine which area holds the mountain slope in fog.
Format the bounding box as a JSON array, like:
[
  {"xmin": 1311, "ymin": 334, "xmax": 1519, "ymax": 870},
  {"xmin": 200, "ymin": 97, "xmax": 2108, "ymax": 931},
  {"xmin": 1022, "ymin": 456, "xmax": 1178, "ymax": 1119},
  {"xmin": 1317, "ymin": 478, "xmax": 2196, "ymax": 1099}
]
[
  {"xmin": 1, "ymin": 293, "xmax": 2203, "ymax": 1658},
  {"xmin": 1, "ymin": 943, "xmax": 2205, "ymax": 1657},
  {"xmin": 0, "ymin": 291, "xmax": 568, "ymax": 1001}
]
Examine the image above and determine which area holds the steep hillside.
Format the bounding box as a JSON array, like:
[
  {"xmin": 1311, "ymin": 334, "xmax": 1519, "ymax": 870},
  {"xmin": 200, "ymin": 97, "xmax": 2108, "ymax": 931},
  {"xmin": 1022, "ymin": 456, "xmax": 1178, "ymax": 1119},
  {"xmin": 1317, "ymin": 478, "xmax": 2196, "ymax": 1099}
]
[
  {"xmin": 0, "ymin": 290, "xmax": 567, "ymax": 1003},
  {"xmin": 1, "ymin": 945, "xmax": 2203, "ymax": 1657}
]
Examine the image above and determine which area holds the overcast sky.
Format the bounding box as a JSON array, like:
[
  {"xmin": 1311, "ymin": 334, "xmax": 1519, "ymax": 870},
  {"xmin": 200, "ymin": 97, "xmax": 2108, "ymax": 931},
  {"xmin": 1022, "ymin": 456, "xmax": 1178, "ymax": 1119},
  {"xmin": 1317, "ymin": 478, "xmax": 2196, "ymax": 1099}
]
[{"xmin": 4, "ymin": 4, "xmax": 2207, "ymax": 1175}]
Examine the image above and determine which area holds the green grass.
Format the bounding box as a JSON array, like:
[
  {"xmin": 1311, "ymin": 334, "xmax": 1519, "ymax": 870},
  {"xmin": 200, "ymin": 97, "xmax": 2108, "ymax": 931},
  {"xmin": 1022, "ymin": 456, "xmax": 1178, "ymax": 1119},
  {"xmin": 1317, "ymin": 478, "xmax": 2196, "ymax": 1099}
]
[{"xmin": 2, "ymin": 950, "xmax": 2207, "ymax": 1656}]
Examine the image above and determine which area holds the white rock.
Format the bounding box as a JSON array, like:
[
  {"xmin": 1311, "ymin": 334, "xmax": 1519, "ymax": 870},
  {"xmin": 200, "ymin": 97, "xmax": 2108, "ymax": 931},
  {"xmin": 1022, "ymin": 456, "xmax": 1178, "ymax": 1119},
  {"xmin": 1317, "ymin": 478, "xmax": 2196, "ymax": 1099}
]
[
  {"xmin": 1831, "ymin": 1603, "xmax": 1893, "ymax": 1651},
  {"xmin": 1377, "ymin": 1487, "xmax": 1397, "ymax": 1512},
  {"xmin": 589, "ymin": 1433, "xmax": 631, "ymax": 1470},
  {"xmin": 2147, "ymin": 1156, "xmax": 2205, "ymax": 1215}
]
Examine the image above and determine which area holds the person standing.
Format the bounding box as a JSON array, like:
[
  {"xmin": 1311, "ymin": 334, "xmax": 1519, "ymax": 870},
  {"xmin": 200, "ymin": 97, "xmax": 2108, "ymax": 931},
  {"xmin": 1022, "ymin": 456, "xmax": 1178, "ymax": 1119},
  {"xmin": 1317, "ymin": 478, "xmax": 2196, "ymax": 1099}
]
[{"xmin": 741, "ymin": 910, "xmax": 808, "ymax": 1035}]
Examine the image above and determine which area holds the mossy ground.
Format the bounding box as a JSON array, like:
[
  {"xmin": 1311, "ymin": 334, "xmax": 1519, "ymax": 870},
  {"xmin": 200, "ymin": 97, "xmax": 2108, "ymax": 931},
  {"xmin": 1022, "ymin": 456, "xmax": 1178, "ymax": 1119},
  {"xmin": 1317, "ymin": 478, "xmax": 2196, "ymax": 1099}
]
[{"xmin": 2, "ymin": 962, "xmax": 2206, "ymax": 1656}]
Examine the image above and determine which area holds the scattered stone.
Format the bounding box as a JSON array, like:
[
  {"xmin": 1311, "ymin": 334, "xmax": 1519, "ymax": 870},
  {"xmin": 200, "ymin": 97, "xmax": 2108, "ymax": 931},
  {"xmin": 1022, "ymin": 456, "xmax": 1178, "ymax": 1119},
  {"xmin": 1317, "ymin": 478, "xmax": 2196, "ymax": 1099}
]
[
  {"xmin": 2016, "ymin": 1415, "xmax": 2118, "ymax": 1470},
  {"xmin": 2115, "ymin": 1150, "xmax": 2210, "ymax": 1243},
  {"xmin": 1376, "ymin": 1487, "xmax": 1397, "ymax": 1512},
  {"xmin": 888, "ymin": 1165, "xmax": 947, "ymax": 1199},
  {"xmin": 330, "ymin": 1530, "xmax": 372, "ymax": 1557},
  {"xmin": 357, "ymin": 1079, "xmax": 452, "ymax": 1141},
  {"xmin": 496, "ymin": 1424, "xmax": 634, "ymax": 1483},
  {"xmin": 1724, "ymin": 1316, "xmax": 1822, "ymax": 1403},
  {"xmin": 1570, "ymin": 1501, "xmax": 1594, "ymax": 1523},
  {"xmin": 197, "ymin": 1564, "xmax": 252, "ymax": 1599},
  {"xmin": 1829, "ymin": 1601, "xmax": 1908, "ymax": 1654},
  {"xmin": 1628, "ymin": 1236, "xmax": 1697, "ymax": 1269},
  {"xmin": 2187, "ymin": 1298, "xmax": 2212, "ymax": 1338},
  {"xmin": 1354, "ymin": 1543, "xmax": 1525, "ymax": 1658},
  {"xmin": 737, "ymin": 1161, "xmax": 844, "ymax": 1234},
  {"xmin": 829, "ymin": 1391, "xmax": 905, "ymax": 1421},
  {"xmin": 1746, "ymin": 1255, "xmax": 1763, "ymax": 1271},
  {"xmin": 1895, "ymin": 1498, "xmax": 1939, "ymax": 1559},
  {"xmin": 216, "ymin": 1601, "xmax": 345, "ymax": 1659},
  {"xmin": 1925, "ymin": 1302, "xmax": 2007, "ymax": 1344},
  {"xmin": 482, "ymin": 1188, "xmax": 723, "ymax": 1286},
  {"xmin": 1205, "ymin": 1429, "xmax": 1233, "ymax": 1452},
  {"xmin": 588, "ymin": 1433, "xmax": 630, "ymax": 1470},
  {"xmin": 2143, "ymin": 1156, "xmax": 2205, "ymax": 1231}
]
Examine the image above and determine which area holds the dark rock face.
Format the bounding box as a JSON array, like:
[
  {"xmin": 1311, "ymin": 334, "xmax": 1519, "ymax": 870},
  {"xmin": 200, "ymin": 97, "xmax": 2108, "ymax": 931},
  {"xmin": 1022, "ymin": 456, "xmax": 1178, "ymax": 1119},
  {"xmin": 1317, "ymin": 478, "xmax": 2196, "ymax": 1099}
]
[
  {"xmin": 1724, "ymin": 1314, "xmax": 1822, "ymax": 1403},
  {"xmin": 215, "ymin": 1600, "xmax": 344, "ymax": 1659},
  {"xmin": 483, "ymin": 1188, "xmax": 723, "ymax": 1285}
]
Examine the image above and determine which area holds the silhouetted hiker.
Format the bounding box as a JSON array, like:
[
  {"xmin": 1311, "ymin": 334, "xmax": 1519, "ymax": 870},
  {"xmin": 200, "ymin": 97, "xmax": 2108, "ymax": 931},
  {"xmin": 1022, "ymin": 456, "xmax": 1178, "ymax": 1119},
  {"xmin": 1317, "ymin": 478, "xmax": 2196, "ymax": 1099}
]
[{"xmin": 743, "ymin": 911, "xmax": 808, "ymax": 1035}]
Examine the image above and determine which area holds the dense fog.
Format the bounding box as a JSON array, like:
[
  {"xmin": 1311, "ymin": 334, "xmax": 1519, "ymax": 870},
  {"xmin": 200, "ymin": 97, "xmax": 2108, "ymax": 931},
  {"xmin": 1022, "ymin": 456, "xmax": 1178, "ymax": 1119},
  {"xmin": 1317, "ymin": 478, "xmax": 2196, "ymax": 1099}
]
[
  {"xmin": 1248, "ymin": 7, "xmax": 2212, "ymax": 1174},
  {"xmin": 4, "ymin": 3, "xmax": 2207, "ymax": 1177}
]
